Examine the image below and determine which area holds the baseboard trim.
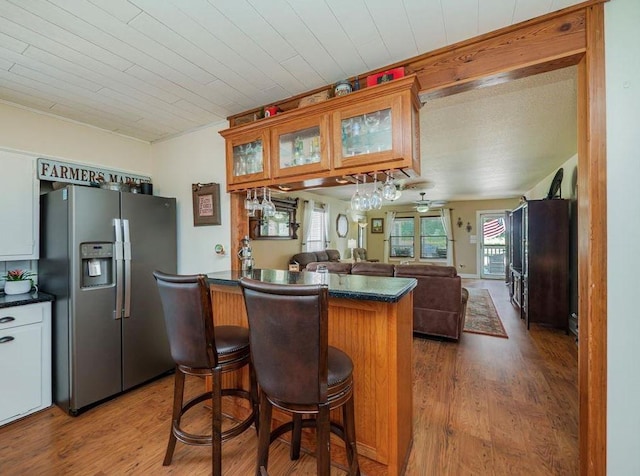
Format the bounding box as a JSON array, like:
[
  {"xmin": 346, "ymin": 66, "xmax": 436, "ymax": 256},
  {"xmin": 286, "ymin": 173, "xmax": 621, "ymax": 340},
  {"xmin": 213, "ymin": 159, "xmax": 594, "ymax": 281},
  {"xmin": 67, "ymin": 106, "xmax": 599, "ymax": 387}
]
[{"xmin": 459, "ymin": 273, "xmax": 480, "ymax": 279}]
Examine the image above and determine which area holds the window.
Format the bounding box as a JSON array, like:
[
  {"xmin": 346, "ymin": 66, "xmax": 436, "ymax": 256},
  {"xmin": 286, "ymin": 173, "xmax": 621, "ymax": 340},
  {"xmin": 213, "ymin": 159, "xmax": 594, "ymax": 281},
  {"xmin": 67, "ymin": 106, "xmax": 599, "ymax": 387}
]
[
  {"xmin": 389, "ymin": 217, "xmax": 414, "ymax": 258},
  {"xmin": 420, "ymin": 216, "xmax": 448, "ymax": 259},
  {"xmin": 305, "ymin": 205, "xmax": 327, "ymax": 252}
]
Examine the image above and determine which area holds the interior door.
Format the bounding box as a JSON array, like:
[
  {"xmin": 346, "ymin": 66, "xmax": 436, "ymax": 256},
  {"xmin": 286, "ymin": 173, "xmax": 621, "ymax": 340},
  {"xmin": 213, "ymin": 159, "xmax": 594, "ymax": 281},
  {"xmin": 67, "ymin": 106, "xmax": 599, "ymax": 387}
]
[{"xmin": 120, "ymin": 193, "xmax": 176, "ymax": 390}]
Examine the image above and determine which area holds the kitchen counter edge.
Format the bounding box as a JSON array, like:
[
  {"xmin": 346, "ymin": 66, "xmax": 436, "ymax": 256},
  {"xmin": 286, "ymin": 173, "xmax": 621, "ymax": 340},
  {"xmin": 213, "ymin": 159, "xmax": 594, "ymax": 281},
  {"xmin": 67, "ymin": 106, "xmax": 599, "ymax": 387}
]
[
  {"xmin": 207, "ymin": 269, "xmax": 417, "ymax": 303},
  {"xmin": 0, "ymin": 291, "xmax": 56, "ymax": 309}
]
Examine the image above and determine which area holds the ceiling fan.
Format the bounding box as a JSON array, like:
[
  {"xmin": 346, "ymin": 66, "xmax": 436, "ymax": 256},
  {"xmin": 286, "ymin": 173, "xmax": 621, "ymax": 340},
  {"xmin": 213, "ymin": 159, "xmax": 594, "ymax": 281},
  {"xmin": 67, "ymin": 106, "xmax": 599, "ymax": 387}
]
[{"xmin": 413, "ymin": 192, "xmax": 447, "ymax": 212}]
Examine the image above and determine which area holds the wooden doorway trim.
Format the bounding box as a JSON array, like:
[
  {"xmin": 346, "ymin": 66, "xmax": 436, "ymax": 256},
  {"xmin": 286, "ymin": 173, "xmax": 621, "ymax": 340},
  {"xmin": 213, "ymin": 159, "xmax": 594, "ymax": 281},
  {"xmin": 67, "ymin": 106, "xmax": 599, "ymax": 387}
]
[{"xmin": 228, "ymin": 2, "xmax": 608, "ymax": 473}]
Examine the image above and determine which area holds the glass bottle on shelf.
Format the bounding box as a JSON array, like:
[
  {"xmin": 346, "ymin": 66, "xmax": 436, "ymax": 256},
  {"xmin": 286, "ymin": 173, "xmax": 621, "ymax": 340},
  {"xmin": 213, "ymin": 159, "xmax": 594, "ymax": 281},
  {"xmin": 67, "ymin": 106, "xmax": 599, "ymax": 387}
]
[
  {"xmin": 232, "ymin": 140, "xmax": 263, "ymax": 177},
  {"xmin": 341, "ymin": 108, "xmax": 392, "ymax": 158},
  {"xmin": 278, "ymin": 126, "xmax": 321, "ymax": 169}
]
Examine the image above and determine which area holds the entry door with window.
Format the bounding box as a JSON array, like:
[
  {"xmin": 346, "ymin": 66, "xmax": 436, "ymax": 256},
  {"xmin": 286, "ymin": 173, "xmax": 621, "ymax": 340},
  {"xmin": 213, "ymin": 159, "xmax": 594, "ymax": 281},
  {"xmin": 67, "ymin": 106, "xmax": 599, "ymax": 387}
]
[{"xmin": 479, "ymin": 213, "xmax": 506, "ymax": 279}]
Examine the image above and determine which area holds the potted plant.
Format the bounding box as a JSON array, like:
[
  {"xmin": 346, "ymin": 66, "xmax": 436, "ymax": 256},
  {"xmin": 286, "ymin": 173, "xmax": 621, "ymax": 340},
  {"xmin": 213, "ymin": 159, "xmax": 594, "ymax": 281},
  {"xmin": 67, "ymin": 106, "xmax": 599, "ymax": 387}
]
[{"xmin": 3, "ymin": 269, "xmax": 35, "ymax": 295}]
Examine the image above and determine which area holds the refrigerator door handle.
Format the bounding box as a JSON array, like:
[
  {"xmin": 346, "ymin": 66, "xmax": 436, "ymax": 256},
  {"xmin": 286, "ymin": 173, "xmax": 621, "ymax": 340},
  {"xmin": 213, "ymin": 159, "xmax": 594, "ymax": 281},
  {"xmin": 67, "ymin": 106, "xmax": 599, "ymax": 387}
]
[
  {"xmin": 122, "ymin": 219, "xmax": 132, "ymax": 318},
  {"xmin": 113, "ymin": 218, "xmax": 124, "ymax": 320}
]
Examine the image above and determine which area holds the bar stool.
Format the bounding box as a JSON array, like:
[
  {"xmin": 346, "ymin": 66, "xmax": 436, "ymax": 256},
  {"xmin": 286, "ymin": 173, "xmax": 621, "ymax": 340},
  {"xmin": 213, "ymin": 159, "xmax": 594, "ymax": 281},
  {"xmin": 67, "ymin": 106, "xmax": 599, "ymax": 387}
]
[
  {"xmin": 239, "ymin": 277, "xmax": 360, "ymax": 476},
  {"xmin": 153, "ymin": 271, "xmax": 258, "ymax": 476}
]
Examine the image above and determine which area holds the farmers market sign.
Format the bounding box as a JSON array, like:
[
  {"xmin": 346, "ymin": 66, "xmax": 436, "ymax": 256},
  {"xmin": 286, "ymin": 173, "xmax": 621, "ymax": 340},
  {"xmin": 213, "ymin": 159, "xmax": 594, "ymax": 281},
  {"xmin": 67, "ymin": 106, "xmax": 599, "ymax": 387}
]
[{"xmin": 37, "ymin": 158, "xmax": 150, "ymax": 186}]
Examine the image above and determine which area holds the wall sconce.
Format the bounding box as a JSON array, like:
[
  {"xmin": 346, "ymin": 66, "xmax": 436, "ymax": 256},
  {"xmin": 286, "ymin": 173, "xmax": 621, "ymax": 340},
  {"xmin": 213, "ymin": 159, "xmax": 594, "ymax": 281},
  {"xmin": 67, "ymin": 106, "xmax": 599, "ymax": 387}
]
[
  {"xmin": 466, "ymin": 222, "xmax": 472, "ymax": 233},
  {"xmin": 457, "ymin": 217, "xmax": 463, "ymax": 228}
]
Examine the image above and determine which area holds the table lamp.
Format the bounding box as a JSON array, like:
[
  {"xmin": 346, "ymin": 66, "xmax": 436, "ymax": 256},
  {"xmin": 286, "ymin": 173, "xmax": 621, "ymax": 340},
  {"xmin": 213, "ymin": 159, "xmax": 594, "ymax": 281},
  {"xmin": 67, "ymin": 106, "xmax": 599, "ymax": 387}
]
[{"xmin": 347, "ymin": 239, "xmax": 357, "ymax": 262}]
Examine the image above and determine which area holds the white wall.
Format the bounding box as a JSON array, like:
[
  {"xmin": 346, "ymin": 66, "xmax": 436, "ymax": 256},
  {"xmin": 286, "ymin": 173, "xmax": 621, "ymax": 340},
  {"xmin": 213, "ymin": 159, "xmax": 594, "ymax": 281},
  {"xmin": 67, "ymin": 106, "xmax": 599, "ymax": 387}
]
[
  {"xmin": 526, "ymin": 153, "xmax": 577, "ymax": 201},
  {"xmin": 150, "ymin": 123, "xmax": 232, "ymax": 274},
  {"xmin": 0, "ymin": 102, "xmax": 150, "ymax": 172},
  {"xmin": 606, "ymin": 0, "xmax": 640, "ymax": 473}
]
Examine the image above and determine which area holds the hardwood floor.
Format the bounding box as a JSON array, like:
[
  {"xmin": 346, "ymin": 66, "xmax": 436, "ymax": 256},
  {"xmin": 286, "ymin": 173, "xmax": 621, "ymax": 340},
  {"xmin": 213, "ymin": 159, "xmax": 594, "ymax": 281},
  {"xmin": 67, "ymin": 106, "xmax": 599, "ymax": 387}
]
[{"xmin": 0, "ymin": 279, "xmax": 577, "ymax": 475}]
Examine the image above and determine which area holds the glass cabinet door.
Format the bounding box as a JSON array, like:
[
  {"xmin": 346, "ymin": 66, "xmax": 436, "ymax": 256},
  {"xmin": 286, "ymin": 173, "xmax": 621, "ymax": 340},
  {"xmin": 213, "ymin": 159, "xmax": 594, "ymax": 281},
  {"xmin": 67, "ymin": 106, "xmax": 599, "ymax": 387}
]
[
  {"xmin": 271, "ymin": 116, "xmax": 330, "ymax": 178},
  {"xmin": 279, "ymin": 126, "xmax": 320, "ymax": 168},
  {"xmin": 341, "ymin": 108, "xmax": 392, "ymax": 157},
  {"xmin": 227, "ymin": 130, "xmax": 270, "ymax": 185},
  {"xmin": 232, "ymin": 139, "xmax": 263, "ymax": 176},
  {"xmin": 332, "ymin": 94, "xmax": 407, "ymax": 170}
]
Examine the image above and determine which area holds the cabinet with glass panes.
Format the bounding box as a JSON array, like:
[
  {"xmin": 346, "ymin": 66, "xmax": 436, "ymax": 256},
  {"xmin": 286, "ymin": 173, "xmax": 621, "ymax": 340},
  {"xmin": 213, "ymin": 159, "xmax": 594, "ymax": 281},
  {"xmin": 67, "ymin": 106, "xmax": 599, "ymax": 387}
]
[
  {"xmin": 220, "ymin": 75, "xmax": 421, "ymax": 192},
  {"xmin": 331, "ymin": 90, "xmax": 417, "ymax": 171},
  {"xmin": 224, "ymin": 129, "xmax": 270, "ymax": 187},
  {"xmin": 270, "ymin": 115, "xmax": 330, "ymax": 178}
]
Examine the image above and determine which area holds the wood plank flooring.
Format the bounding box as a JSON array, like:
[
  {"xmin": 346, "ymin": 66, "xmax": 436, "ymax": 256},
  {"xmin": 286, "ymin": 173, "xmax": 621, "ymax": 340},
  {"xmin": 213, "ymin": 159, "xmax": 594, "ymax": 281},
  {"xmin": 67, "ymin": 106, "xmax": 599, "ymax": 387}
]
[{"xmin": 0, "ymin": 279, "xmax": 578, "ymax": 475}]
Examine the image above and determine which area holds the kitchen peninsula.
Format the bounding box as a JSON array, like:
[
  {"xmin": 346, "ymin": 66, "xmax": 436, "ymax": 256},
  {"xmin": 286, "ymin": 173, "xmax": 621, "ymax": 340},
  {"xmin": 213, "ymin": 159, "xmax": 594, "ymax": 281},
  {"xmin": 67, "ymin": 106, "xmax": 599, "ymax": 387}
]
[{"xmin": 207, "ymin": 269, "xmax": 416, "ymax": 476}]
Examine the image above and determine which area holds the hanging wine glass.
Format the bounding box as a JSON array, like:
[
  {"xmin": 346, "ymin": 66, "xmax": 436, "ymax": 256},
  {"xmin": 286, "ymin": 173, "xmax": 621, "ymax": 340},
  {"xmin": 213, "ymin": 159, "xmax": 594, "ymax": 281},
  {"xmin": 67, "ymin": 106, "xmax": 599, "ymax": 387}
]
[
  {"xmin": 350, "ymin": 179, "xmax": 362, "ymax": 211},
  {"xmin": 263, "ymin": 187, "xmax": 276, "ymax": 217},
  {"xmin": 261, "ymin": 186, "xmax": 268, "ymax": 211},
  {"xmin": 371, "ymin": 175, "xmax": 383, "ymax": 209},
  {"xmin": 245, "ymin": 189, "xmax": 254, "ymax": 217},
  {"xmin": 359, "ymin": 175, "xmax": 371, "ymax": 211},
  {"xmin": 252, "ymin": 188, "xmax": 260, "ymax": 212},
  {"xmin": 382, "ymin": 174, "xmax": 396, "ymax": 201}
]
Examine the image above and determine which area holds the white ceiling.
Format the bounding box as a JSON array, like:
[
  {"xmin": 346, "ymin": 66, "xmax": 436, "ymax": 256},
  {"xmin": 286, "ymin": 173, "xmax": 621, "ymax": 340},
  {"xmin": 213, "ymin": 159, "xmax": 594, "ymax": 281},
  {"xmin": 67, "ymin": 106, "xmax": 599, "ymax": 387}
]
[{"xmin": 0, "ymin": 0, "xmax": 580, "ymax": 202}]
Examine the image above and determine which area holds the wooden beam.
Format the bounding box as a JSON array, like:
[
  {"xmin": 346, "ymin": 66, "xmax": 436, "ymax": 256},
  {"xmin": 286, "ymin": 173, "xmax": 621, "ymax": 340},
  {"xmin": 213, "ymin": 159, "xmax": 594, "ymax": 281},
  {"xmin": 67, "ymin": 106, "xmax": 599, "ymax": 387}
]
[
  {"xmin": 407, "ymin": 10, "xmax": 586, "ymax": 94},
  {"xmin": 578, "ymin": 4, "xmax": 607, "ymax": 475},
  {"xmin": 230, "ymin": 192, "xmax": 248, "ymax": 270}
]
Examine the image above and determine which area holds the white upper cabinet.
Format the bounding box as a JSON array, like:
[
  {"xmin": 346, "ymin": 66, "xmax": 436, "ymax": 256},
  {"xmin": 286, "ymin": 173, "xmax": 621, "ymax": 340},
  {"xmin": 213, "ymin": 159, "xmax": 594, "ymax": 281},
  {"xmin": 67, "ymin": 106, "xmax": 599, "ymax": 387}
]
[{"xmin": 0, "ymin": 151, "xmax": 39, "ymax": 260}]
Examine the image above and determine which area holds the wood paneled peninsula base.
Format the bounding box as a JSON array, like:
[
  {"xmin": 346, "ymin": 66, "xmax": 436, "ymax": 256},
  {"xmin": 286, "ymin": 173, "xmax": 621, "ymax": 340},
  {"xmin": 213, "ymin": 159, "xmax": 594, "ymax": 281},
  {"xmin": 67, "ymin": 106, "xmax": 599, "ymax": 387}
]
[{"xmin": 207, "ymin": 269, "xmax": 416, "ymax": 476}]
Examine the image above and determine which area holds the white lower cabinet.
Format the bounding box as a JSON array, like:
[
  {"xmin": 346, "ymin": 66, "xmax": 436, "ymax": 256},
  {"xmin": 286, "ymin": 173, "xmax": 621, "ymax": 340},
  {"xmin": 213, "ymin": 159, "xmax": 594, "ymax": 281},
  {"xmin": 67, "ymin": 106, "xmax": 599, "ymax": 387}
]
[{"xmin": 0, "ymin": 301, "xmax": 52, "ymax": 426}]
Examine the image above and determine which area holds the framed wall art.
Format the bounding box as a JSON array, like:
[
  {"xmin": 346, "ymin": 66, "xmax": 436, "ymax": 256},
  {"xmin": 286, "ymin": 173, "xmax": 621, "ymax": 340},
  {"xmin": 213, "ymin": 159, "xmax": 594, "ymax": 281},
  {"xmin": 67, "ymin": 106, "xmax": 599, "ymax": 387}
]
[
  {"xmin": 371, "ymin": 218, "xmax": 384, "ymax": 233},
  {"xmin": 192, "ymin": 182, "xmax": 221, "ymax": 226}
]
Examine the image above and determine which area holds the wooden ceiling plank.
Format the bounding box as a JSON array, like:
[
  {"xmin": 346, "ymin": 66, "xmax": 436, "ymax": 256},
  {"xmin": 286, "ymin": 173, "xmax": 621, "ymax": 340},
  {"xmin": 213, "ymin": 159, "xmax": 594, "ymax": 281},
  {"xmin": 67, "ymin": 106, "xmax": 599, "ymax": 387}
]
[
  {"xmin": 404, "ymin": 0, "xmax": 448, "ymax": 54},
  {"xmin": 212, "ymin": 0, "xmax": 297, "ymax": 63},
  {"xmin": 44, "ymin": 0, "xmax": 215, "ymax": 85},
  {"xmin": 249, "ymin": 0, "xmax": 345, "ymax": 83},
  {"xmin": 441, "ymin": 0, "xmax": 480, "ymax": 45},
  {"xmin": 0, "ymin": 7, "xmax": 132, "ymax": 71},
  {"xmin": 365, "ymin": 1, "xmax": 420, "ymax": 60},
  {"xmin": 287, "ymin": 1, "xmax": 368, "ymax": 77},
  {"xmin": 86, "ymin": 0, "xmax": 142, "ymax": 23},
  {"xmin": 478, "ymin": 0, "xmax": 517, "ymax": 36}
]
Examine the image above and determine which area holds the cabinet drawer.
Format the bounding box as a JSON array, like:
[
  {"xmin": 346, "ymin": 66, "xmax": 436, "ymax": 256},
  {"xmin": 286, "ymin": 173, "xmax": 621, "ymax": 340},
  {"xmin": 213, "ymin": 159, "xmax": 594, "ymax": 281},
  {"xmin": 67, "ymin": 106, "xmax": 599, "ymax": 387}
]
[{"xmin": 0, "ymin": 304, "xmax": 45, "ymax": 329}]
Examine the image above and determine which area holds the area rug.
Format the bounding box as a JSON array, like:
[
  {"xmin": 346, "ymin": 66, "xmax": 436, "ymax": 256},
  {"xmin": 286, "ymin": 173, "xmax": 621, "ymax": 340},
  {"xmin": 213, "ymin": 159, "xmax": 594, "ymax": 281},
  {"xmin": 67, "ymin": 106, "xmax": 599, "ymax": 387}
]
[{"xmin": 463, "ymin": 288, "xmax": 508, "ymax": 338}]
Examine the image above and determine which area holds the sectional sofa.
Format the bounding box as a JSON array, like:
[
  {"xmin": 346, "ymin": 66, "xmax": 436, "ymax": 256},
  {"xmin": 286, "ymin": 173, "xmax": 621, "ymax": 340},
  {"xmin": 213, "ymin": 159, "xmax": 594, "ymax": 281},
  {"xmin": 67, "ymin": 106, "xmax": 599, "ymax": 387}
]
[{"xmin": 305, "ymin": 261, "xmax": 468, "ymax": 341}]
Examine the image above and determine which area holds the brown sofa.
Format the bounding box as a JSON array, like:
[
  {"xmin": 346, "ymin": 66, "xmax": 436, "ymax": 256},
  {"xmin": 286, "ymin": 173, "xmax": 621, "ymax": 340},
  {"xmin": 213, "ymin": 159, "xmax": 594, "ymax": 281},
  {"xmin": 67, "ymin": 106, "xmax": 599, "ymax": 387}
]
[
  {"xmin": 305, "ymin": 261, "xmax": 468, "ymax": 340},
  {"xmin": 289, "ymin": 249, "xmax": 341, "ymax": 269},
  {"xmin": 394, "ymin": 264, "xmax": 468, "ymax": 341}
]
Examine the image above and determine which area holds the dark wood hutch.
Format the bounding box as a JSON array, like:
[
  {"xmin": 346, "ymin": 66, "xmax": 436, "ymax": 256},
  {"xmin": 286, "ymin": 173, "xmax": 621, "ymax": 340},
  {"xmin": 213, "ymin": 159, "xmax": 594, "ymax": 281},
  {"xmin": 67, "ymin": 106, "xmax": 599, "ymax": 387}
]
[{"xmin": 508, "ymin": 199, "xmax": 570, "ymax": 331}]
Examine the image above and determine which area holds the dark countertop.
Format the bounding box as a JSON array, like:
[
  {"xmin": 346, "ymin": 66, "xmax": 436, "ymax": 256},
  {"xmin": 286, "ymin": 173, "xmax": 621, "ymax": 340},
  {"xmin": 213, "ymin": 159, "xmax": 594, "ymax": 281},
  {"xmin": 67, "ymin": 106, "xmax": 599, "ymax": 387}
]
[
  {"xmin": 207, "ymin": 269, "xmax": 417, "ymax": 303},
  {"xmin": 0, "ymin": 290, "xmax": 55, "ymax": 309}
]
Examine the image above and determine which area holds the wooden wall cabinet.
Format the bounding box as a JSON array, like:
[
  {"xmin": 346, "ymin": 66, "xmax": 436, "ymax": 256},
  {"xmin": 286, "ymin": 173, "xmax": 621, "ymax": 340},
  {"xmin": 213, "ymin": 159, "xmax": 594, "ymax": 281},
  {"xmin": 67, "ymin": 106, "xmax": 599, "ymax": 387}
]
[{"xmin": 220, "ymin": 75, "xmax": 421, "ymax": 193}]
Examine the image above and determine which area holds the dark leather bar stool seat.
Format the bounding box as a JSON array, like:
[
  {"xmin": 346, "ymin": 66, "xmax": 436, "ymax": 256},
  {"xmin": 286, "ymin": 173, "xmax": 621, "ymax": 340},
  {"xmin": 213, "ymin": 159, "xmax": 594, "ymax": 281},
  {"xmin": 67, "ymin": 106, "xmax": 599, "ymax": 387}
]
[
  {"xmin": 153, "ymin": 271, "xmax": 258, "ymax": 476},
  {"xmin": 239, "ymin": 277, "xmax": 360, "ymax": 476}
]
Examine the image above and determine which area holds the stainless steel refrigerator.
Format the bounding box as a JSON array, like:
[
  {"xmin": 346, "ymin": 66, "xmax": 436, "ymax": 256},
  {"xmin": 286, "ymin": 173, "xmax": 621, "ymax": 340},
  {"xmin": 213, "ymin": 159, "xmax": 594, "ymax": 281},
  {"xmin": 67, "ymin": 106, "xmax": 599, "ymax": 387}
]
[{"xmin": 40, "ymin": 185, "xmax": 176, "ymax": 414}]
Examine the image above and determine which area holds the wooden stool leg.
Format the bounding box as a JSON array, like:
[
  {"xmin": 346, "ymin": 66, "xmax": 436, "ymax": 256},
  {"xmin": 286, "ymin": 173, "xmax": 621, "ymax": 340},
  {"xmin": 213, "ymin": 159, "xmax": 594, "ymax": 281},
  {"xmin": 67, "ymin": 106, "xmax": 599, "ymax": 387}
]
[
  {"xmin": 249, "ymin": 362, "xmax": 260, "ymax": 434},
  {"xmin": 256, "ymin": 391, "xmax": 272, "ymax": 476},
  {"xmin": 212, "ymin": 368, "xmax": 222, "ymax": 476},
  {"xmin": 290, "ymin": 414, "xmax": 302, "ymax": 460},
  {"xmin": 343, "ymin": 396, "xmax": 360, "ymax": 476},
  {"xmin": 316, "ymin": 404, "xmax": 331, "ymax": 476},
  {"xmin": 163, "ymin": 368, "xmax": 183, "ymax": 466}
]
